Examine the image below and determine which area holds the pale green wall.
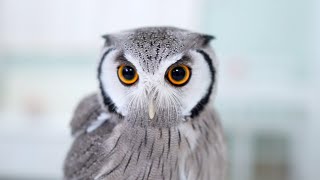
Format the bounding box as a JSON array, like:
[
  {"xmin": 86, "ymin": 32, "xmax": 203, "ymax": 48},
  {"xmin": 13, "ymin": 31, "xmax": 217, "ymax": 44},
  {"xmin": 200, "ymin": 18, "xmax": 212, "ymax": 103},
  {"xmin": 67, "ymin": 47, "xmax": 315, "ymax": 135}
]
[{"xmin": 202, "ymin": 0, "xmax": 314, "ymax": 84}]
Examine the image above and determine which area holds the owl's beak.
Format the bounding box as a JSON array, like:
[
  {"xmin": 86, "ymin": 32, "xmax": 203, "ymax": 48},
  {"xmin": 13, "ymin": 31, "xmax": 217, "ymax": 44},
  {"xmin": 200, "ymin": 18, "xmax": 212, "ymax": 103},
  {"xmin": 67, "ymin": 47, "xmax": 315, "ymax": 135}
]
[{"xmin": 148, "ymin": 98, "xmax": 155, "ymax": 120}]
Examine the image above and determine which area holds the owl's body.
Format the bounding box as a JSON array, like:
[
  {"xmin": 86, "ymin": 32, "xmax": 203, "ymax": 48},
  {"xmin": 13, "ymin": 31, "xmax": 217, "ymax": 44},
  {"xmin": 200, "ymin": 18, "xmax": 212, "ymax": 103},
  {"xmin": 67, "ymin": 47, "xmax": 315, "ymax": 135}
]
[{"xmin": 64, "ymin": 27, "xmax": 226, "ymax": 180}]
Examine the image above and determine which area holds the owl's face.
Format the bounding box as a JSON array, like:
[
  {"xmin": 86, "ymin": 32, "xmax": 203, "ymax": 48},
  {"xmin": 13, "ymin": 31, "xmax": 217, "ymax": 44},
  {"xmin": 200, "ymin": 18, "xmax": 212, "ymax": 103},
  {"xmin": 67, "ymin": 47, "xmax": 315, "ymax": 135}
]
[{"xmin": 98, "ymin": 27, "xmax": 217, "ymax": 128}]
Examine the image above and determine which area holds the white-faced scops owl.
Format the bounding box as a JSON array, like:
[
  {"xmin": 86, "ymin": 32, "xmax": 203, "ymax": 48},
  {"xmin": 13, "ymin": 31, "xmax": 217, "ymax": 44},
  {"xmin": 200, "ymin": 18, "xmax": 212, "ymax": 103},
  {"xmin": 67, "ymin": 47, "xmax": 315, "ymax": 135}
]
[{"xmin": 63, "ymin": 27, "xmax": 227, "ymax": 180}]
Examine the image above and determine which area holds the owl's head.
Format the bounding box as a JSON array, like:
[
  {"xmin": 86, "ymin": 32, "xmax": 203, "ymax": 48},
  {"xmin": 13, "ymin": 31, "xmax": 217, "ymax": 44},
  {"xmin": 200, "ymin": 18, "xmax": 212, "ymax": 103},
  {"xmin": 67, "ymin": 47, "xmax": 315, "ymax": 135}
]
[{"xmin": 98, "ymin": 27, "xmax": 218, "ymax": 128}]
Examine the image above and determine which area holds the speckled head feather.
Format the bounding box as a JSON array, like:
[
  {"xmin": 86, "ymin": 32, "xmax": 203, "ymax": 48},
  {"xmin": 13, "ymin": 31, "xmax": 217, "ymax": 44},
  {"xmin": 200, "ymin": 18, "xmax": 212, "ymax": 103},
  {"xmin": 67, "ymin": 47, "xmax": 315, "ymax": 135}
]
[
  {"xmin": 98, "ymin": 27, "xmax": 218, "ymax": 128},
  {"xmin": 102, "ymin": 27, "xmax": 214, "ymax": 73}
]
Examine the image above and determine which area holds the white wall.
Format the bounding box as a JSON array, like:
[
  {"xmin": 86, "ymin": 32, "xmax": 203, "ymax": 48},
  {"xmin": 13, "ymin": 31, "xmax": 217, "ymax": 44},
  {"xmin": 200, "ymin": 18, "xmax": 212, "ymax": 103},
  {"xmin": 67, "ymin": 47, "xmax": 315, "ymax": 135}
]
[{"xmin": 0, "ymin": 0, "xmax": 205, "ymax": 52}]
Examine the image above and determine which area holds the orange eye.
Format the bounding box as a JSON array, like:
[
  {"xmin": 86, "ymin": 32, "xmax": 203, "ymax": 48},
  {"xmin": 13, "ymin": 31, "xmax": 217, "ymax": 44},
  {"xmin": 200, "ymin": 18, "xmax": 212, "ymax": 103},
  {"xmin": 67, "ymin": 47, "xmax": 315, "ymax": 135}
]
[
  {"xmin": 166, "ymin": 64, "xmax": 191, "ymax": 86},
  {"xmin": 117, "ymin": 64, "xmax": 139, "ymax": 85}
]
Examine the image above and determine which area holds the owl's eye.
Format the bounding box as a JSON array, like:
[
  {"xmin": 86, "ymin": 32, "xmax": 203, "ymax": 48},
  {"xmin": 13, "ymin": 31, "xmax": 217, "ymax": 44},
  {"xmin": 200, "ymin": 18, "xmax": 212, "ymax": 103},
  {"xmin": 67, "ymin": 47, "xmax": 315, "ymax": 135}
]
[
  {"xmin": 166, "ymin": 64, "xmax": 191, "ymax": 86},
  {"xmin": 117, "ymin": 64, "xmax": 139, "ymax": 85}
]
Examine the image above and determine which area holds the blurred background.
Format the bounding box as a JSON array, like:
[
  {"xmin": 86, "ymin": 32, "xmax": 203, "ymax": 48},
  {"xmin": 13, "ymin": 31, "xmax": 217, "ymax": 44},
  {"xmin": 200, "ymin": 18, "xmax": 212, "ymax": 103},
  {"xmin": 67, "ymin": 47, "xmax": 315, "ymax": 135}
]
[{"xmin": 0, "ymin": 0, "xmax": 319, "ymax": 179}]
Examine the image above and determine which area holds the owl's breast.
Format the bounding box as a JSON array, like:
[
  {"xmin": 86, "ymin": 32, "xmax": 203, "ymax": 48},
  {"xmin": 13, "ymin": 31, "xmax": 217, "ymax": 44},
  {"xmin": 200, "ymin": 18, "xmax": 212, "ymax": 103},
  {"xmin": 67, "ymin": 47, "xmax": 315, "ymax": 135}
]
[{"xmin": 94, "ymin": 121, "xmax": 202, "ymax": 180}]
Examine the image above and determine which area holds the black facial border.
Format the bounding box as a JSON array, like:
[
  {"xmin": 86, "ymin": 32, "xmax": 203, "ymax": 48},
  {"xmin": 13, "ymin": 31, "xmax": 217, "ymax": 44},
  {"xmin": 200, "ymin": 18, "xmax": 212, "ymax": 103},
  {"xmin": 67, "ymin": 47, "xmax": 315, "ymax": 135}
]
[{"xmin": 189, "ymin": 49, "xmax": 216, "ymax": 118}]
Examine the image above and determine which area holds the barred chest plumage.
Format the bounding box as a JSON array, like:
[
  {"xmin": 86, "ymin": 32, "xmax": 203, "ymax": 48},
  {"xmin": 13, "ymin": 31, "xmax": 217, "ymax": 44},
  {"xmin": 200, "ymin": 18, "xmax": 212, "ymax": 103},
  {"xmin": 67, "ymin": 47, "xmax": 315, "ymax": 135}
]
[{"xmin": 94, "ymin": 109, "xmax": 225, "ymax": 180}]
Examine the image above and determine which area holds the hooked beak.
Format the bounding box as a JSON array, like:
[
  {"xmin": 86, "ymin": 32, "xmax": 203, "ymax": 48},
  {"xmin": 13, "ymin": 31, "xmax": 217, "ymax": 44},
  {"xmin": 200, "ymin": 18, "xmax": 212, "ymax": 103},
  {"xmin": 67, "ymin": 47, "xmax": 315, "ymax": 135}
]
[{"xmin": 148, "ymin": 98, "xmax": 155, "ymax": 120}]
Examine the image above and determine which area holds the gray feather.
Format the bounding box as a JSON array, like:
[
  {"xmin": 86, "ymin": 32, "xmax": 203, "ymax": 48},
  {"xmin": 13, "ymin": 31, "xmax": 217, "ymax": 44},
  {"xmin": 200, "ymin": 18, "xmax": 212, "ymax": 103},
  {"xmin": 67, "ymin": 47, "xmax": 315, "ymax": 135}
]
[
  {"xmin": 64, "ymin": 95, "xmax": 226, "ymax": 179},
  {"xmin": 69, "ymin": 93, "xmax": 105, "ymax": 136}
]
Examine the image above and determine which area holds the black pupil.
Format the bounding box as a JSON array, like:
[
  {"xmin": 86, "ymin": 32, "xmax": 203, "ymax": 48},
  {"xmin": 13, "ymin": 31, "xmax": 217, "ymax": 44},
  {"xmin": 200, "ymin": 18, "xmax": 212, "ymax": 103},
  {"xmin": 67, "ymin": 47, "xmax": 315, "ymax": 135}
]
[
  {"xmin": 171, "ymin": 66, "xmax": 186, "ymax": 81},
  {"xmin": 122, "ymin": 66, "xmax": 135, "ymax": 80}
]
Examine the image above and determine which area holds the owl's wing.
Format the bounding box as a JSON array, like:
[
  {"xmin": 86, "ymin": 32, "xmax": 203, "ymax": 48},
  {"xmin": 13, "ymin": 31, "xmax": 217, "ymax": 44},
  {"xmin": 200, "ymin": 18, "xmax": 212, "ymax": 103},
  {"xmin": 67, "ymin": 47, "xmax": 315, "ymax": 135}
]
[
  {"xmin": 69, "ymin": 93, "xmax": 110, "ymax": 137},
  {"xmin": 64, "ymin": 93, "xmax": 118, "ymax": 180}
]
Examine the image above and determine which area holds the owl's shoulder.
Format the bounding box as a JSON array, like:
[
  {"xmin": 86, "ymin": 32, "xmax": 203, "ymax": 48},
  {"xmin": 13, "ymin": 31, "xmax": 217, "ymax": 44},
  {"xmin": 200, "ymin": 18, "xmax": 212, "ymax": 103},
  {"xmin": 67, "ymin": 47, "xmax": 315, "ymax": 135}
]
[{"xmin": 70, "ymin": 93, "xmax": 120, "ymax": 137}]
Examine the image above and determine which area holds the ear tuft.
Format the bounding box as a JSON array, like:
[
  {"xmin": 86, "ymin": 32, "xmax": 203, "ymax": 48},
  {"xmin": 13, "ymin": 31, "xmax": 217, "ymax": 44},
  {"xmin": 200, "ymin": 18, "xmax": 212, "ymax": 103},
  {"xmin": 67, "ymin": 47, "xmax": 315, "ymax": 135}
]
[
  {"xmin": 101, "ymin": 34, "xmax": 113, "ymax": 46},
  {"xmin": 201, "ymin": 34, "xmax": 215, "ymax": 46}
]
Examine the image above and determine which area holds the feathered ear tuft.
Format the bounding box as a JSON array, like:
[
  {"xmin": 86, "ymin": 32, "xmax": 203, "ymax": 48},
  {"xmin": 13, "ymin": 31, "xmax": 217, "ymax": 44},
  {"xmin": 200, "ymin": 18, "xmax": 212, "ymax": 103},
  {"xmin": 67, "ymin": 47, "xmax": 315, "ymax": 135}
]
[
  {"xmin": 201, "ymin": 34, "xmax": 215, "ymax": 46},
  {"xmin": 101, "ymin": 34, "xmax": 113, "ymax": 47}
]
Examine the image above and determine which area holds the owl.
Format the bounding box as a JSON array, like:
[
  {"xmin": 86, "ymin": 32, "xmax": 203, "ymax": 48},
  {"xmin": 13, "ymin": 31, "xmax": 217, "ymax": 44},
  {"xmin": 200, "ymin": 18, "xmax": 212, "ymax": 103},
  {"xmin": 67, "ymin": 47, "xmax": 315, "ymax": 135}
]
[{"xmin": 64, "ymin": 27, "xmax": 226, "ymax": 180}]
